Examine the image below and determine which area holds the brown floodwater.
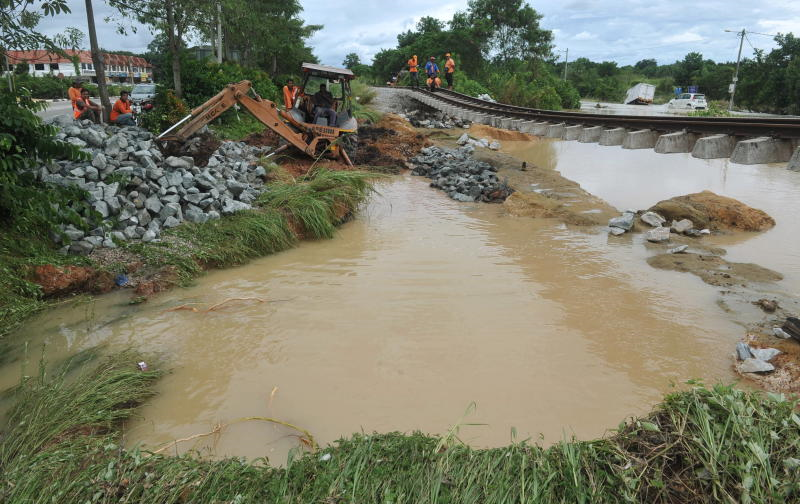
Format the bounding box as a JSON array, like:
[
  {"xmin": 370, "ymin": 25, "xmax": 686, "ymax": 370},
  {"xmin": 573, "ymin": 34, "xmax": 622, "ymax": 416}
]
[
  {"xmin": 503, "ymin": 138, "xmax": 800, "ymax": 294},
  {"xmin": 1, "ymin": 171, "xmax": 755, "ymax": 464}
]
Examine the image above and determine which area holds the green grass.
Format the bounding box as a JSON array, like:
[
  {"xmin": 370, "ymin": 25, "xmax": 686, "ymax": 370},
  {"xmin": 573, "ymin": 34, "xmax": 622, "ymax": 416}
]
[
  {"xmin": 2, "ymin": 355, "xmax": 800, "ymax": 503},
  {"xmin": 210, "ymin": 112, "xmax": 266, "ymax": 141},
  {"xmin": 0, "ymin": 230, "xmax": 89, "ymax": 342},
  {"xmin": 259, "ymin": 169, "xmax": 379, "ymax": 239}
]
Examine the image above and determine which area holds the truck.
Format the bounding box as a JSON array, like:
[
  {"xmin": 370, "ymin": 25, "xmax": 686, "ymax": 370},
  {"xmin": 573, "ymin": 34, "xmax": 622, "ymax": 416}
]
[{"xmin": 623, "ymin": 83, "xmax": 656, "ymax": 105}]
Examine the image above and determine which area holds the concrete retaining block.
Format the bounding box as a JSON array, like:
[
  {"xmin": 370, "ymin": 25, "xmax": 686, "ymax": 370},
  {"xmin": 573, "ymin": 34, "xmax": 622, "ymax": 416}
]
[
  {"xmin": 510, "ymin": 119, "xmax": 524, "ymax": 131},
  {"xmin": 519, "ymin": 121, "xmax": 537, "ymax": 134},
  {"xmin": 692, "ymin": 134, "xmax": 736, "ymax": 159},
  {"xmin": 546, "ymin": 123, "xmax": 565, "ymax": 138},
  {"xmin": 531, "ymin": 122, "xmax": 550, "ymax": 135},
  {"xmin": 622, "ymin": 129, "xmax": 659, "ymax": 149},
  {"xmin": 731, "ymin": 137, "xmax": 794, "ymax": 164},
  {"xmin": 563, "ymin": 125, "xmax": 582, "ymax": 140},
  {"xmin": 499, "ymin": 117, "xmax": 513, "ymax": 130},
  {"xmin": 578, "ymin": 126, "xmax": 603, "ymax": 143},
  {"xmin": 789, "ymin": 146, "xmax": 800, "ymax": 171},
  {"xmin": 491, "ymin": 116, "xmax": 503, "ymax": 128},
  {"xmin": 599, "ymin": 128, "xmax": 627, "ymax": 146},
  {"xmin": 654, "ymin": 131, "xmax": 698, "ymax": 153}
]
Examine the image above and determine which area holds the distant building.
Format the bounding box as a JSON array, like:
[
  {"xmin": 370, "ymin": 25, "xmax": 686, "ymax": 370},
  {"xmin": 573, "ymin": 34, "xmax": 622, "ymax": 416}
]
[{"xmin": 3, "ymin": 50, "xmax": 153, "ymax": 83}]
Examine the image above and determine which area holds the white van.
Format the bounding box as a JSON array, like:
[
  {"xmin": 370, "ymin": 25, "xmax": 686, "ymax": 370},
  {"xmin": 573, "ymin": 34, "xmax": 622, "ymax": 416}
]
[{"xmin": 668, "ymin": 93, "xmax": 707, "ymax": 110}]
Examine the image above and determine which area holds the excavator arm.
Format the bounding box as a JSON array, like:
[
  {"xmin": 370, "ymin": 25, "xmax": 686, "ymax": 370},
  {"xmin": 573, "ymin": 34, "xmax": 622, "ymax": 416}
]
[{"xmin": 157, "ymin": 80, "xmax": 351, "ymax": 165}]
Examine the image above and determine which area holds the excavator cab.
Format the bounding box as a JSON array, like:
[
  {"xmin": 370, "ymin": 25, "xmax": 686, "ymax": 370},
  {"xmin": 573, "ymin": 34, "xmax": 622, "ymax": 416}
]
[
  {"xmin": 289, "ymin": 63, "xmax": 358, "ymax": 132},
  {"xmin": 157, "ymin": 62, "xmax": 359, "ymax": 165}
]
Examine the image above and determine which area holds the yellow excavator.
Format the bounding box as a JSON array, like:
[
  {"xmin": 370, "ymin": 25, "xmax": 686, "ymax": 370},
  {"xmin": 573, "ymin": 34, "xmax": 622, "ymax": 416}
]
[{"xmin": 157, "ymin": 63, "xmax": 358, "ymax": 165}]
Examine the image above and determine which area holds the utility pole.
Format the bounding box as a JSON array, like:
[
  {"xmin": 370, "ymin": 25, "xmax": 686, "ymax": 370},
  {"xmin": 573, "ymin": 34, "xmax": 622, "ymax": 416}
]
[
  {"xmin": 563, "ymin": 48, "xmax": 569, "ymax": 81},
  {"xmin": 727, "ymin": 28, "xmax": 745, "ymax": 112},
  {"xmin": 85, "ymin": 0, "xmax": 111, "ymax": 122},
  {"xmin": 216, "ymin": 2, "xmax": 223, "ymax": 63}
]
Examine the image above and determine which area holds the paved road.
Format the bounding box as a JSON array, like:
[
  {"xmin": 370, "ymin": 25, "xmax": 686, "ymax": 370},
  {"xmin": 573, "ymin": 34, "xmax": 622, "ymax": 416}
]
[{"xmin": 36, "ymin": 97, "xmax": 120, "ymax": 121}]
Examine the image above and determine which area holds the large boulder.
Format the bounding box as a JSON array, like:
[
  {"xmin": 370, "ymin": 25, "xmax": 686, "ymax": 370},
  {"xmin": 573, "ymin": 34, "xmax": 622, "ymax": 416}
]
[{"xmin": 648, "ymin": 191, "xmax": 774, "ymax": 232}]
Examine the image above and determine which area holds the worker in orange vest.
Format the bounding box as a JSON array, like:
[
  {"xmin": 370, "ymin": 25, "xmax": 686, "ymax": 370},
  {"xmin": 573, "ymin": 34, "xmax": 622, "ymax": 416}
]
[
  {"xmin": 74, "ymin": 88, "xmax": 101, "ymax": 123},
  {"xmin": 407, "ymin": 55, "xmax": 419, "ymax": 88},
  {"xmin": 282, "ymin": 79, "xmax": 299, "ymax": 109},
  {"xmin": 68, "ymin": 80, "xmax": 82, "ymax": 113},
  {"xmin": 444, "ymin": 53, "xmax": 455, "ymax": 90},
  {"xmin": 110, "ymin": 90, "xmax": 135, "ymax": 125}
]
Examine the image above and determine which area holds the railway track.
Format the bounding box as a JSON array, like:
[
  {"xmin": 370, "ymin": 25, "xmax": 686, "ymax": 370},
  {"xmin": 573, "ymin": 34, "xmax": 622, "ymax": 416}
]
[{"xmin": 381, "ymin": 86, "xmax": 800, "ymax": 166}]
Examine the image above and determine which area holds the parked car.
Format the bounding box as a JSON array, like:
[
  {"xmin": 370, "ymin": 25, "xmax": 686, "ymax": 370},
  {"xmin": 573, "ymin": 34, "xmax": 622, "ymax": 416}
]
[
  {"xmin": 130, "ymin": 83, "xmax": 156, "ymax": 103},
  {"xmin": 668, "ymin": 93, "xmax": 707, "ymax": 110}
]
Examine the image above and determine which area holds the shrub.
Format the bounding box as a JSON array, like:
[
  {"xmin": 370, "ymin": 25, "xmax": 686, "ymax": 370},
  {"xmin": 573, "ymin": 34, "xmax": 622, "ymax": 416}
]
[
  {"xmin": 14, "ymin": 74, "xmax": 69, "ymax": 99},
  {"xmin": 138, "ymin": 87, "xmax": 190, "ymax": 135},
  {"xmin": 176, "ymin": 58, "xmax": 280, "ymax": 107}
]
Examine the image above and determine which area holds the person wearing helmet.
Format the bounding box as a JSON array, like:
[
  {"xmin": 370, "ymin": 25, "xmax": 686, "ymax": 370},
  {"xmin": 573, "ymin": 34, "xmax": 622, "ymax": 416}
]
[
  {"xmin": 425, "ymin": 56, "xmax": 440, "ymax": 92},
  {"xmin": 407, "ymin": 55, "xmax": 419, "ymax": 88},
  {"xmin": 444, "ymin": 53, "xmax": 455, "ymax": 90}
]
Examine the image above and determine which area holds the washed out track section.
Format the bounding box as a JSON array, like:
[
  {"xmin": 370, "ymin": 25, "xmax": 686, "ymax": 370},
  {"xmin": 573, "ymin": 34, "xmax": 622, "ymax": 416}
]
[{"xmin": 382, "ymin": 87, "xmax": 800, "ymax": 168}]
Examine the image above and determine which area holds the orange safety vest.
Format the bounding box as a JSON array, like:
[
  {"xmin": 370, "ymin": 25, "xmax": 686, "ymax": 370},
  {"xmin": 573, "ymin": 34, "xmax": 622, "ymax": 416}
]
[
  {"xmin": 282, "ymin": 85, "xmax": 298, "ymax": 109},
  {"xmin": 68, "ymin": 86, "xmax": 81, "ymax": 109},
  {"xmin": 110, "ymin": 99, "xmax": 132, "ymax": 122},
  {"xmin": 74, "ymin": 98, "xmax": 94, "ymax": 118},
  {"xmin": 408, "ymin": 57, "xmax": 418, "ymax": 73}
]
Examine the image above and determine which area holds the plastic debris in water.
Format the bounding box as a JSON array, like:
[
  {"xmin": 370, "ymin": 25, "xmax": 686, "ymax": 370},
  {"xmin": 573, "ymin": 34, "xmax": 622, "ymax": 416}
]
[
  {"xmin": 137, "ymin": 361, "xmax": 148, "ymax": 371},
  {"xmin": 115, "ymin": 274, "xmax": 129, "ymax": 286}
]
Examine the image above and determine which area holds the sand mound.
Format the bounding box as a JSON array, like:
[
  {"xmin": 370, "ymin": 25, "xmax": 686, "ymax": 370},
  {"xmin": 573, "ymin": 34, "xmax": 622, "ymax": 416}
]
[
  {"xmin": 647, "ymin": 252, "xmax": 783, "ymax": 287},
  {"xmin": 469, "ymin": 124, "xmax": 533, "ymax": 142},
  {"xmin": 648, "ymin": 191, "xmax": 775, "ymax": 232}
]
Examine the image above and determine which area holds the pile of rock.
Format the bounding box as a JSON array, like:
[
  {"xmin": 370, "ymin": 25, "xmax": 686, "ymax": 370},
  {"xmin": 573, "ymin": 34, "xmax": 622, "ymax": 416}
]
[
  {"xmin": 736, "ymin": 342, "xmax": 781, "ymax": 373},
  {"xmin": 457, "ymin": 133, "xmax": 501, "ymax": 151},
  {"xmin": 41, "ymin": 117, "xmax": 272, "ymax": 255},
  {"xmin": 607, "ymin": 209, "xmax": 711, "ymax": 241},
  {"xmin": 397, "ymin": 109, "xmax": 470, "ymax": 129},
  {"xmin": 409, "ymin": 146, "xmax": 514, "ymax": 203}
]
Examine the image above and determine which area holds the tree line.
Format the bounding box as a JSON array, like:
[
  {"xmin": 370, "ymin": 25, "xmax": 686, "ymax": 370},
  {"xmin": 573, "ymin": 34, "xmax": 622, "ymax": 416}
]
[{"xmin": 345, "ymin": 0, "xmax": 798, "ymax": 114}]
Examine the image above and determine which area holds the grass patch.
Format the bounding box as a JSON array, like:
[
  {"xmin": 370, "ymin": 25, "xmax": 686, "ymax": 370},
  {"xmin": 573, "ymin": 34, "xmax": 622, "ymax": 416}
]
[
  {"xmin": 0, "ymin": 230, "xmax": 89, "ymax": 341},
  {"xmin": 210, "ymin": 111, "xmax": 266, "ymax": 141},
  {"xmin": 2, "ymin": 357, "xmax": 800, "ymax": 503},
  {"xmin": 259, "ymin": 169, "xmax": 379, "ymax": 239}
]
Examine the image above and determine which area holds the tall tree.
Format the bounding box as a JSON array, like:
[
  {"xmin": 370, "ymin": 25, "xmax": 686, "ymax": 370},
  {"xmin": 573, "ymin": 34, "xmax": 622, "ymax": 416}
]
[
  {"xmin": 108, "ymin": 0, "xmax": 199, "ymax": 97},
  {"xmin": 84, "ymin": 0, "xmax": 110, "ymax": 120},
  {"xmin": 342, "ymin": 52, "xmax": 360, "ymax": 69},
  {"xmin": 465, "ymin": 0, "xmax": 553, "ymax": 65},
  {"xmin": 193, "ymin": 0, "xmax": 320, "ymax": 76}
]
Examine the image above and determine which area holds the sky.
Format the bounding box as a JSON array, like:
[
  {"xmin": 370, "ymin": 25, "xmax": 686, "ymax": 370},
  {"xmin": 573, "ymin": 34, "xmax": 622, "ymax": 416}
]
[{"xmin": 36, "ymin": 0, "xmax": 800, "ymax": 67}]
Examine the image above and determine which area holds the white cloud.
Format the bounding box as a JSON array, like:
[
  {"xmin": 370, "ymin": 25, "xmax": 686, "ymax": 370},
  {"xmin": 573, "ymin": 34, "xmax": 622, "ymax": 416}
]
[
  {"xmin": 757, "ymin": 18, "xmax": 800, "ymax": 35},
  {"xmin": 29, "ymin": 0, "xmax": 800, "ymax": 68},
  {"xmin": 661, "ymin": 31, "xmax": 705, "ymax": 44}
]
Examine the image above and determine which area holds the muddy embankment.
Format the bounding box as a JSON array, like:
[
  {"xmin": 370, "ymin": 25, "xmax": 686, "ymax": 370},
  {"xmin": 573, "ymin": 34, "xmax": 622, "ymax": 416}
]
[{"xmin": 418, "ymin": 120, "xmax": 800, "ymax": 393}]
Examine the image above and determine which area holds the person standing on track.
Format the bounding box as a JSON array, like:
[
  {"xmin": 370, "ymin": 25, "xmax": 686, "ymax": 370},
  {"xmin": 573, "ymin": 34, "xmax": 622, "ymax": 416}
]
[
  {"xmin": 444, "ymin": 53, "xmax": 455, "ymax": 90},
  {"xmin": 407, "ymin": 55, "xmax": 419, "ymax": 88},
  {"xmin": 425, "ymin": 56, "xmax": 440, "ymax": 92}
]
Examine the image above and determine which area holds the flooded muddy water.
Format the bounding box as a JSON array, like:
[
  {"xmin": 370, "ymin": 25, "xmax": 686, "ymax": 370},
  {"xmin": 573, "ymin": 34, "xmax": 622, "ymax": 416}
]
[
  {"xmin": 503, "ymin": 139, "xmax": 800, "ymax": 294},
  {"xmin": 1, "ymin": 173, "xmax": 748, "ymax": 464}
]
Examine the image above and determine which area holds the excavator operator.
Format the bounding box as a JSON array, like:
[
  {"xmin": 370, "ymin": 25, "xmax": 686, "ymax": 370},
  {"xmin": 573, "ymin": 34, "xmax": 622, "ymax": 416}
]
[{"xmin": 312, "ymin": 83, "xmax": 337, "ymax": 127}]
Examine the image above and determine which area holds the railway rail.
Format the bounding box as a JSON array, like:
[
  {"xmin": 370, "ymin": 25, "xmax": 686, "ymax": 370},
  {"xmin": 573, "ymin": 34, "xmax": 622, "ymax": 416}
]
[
  {"xmin": 395, "ymin": 86, "xmax": 800, "ymax": 139},
  {"xmin": 379, "ymin": 86, "xmax": 800, "ymax": 165}
]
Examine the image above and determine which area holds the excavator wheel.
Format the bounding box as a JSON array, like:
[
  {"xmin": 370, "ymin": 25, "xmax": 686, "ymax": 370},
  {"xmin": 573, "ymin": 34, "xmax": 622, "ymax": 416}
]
[{"xmin": 340, "ymin": 133, "xmax": 358, "ymax": 163}]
